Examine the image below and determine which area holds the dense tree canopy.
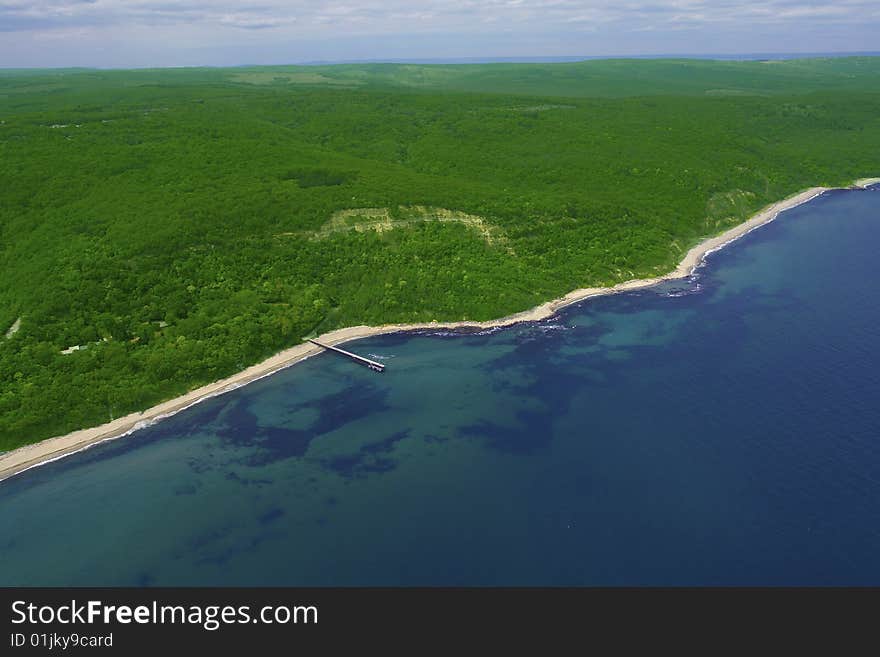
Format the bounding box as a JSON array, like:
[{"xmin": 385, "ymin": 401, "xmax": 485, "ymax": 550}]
[{"xmin": 1, "ymin": 59, "xmax": 879, "ymax": 450}]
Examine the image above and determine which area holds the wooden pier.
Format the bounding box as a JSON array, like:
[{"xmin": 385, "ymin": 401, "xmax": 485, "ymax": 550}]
[{"xmin": 307, "ymin": 339, "xmax": 385, "ymax": 372}]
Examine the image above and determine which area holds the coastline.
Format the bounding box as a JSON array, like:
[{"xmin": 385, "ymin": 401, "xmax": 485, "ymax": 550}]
[{"xmin": 1, "ymin": 178, "xmax": 878, "ymax": 482}]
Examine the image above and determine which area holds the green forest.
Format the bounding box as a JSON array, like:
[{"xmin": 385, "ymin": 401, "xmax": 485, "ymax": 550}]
[{"xmin": 1, "ymin": 57, "xmax": 879, "ymax": 450}]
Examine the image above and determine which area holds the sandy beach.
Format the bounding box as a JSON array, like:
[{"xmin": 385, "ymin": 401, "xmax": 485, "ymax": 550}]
[{"xmin": 1, "ymin": 178, "xmax": 877, "ymax": 482}]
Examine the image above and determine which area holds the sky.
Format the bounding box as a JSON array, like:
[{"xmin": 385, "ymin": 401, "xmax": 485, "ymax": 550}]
[{"xmin": 1, "ymin": 1, "xmax": 878, "ymax": 68}]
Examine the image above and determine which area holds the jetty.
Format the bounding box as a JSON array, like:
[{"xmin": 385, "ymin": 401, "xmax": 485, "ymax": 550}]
[{"xmin": 307, "ymin": 339, "xmax": 385, "ymax": 372}]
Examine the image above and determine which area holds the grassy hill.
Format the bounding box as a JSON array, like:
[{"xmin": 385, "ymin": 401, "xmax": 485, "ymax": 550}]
[{"xmin": 1, "ymin": 58, "xmax": 879, "ymax": 450}]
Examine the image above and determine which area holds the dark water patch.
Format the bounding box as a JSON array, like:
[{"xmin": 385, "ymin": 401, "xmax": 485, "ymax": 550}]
[
  {"xmin": 162, "ymin": 394, "xmax": 231, "ymax": 437},
  {"xmin": 307, "ymin": 382, "xmax": 390, "ymax": 435},
  {"xmin": 258, "ymin": 507, "xmax": 285, "ymax": 526},
  {"xmin": 318, "ymin": 430, "xmax": 410, "ymax": 478},
  {"xmin": 224, "ymin": 471, "xmax": 271, "ymax": 487},
  {"xmin": 484, "ymin": 325, "xmax": 570, "ymax": 371},
  {"xmin": 362, "ymin": 430, "xmax": 410, "ymax": 455},
  {"xmin": 134, "ymin": 572, "xmax": 156, "ymax": 587},
  {"xmin": 241, "ymin": 427, "xmax": 314, "ymax": 466},
  {"xmin": 322, "ymin": 453, "xmax": 397, "ymax": 478},
  {"xmin": 571, "ymin": 290, "xmax": 662, "ymax": 316},
  {"xmin": 322, "ymin": 454, "xmax": 364, "ymax": 477},
  {"xmin": 210, "ymin": 385, "xmax": 391, "ymax": 466},
  {"xmin": 213, "ymin": 397, "xmax": 258, "ymax": 444},
  {"xmin": 459, "ymin": 416, "xmax": 546, "ymax": 454},
  {"xmin": 459, "ymin": 366, "xmax": 585, "ymax": 455},
  {"xmin": 185, "ymin": 525, "xmax": 230, "ymax": 554},
  {"xmin": 186, "ymin": 457, "xmax": 214, "ymax": 475}
]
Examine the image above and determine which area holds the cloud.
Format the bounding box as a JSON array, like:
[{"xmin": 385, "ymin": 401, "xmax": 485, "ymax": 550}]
[
  {"xmin": 2, "ymin": 1, "xmax": 876, "ymax": 33},
  {"xmin": 0, "ymin": 1, "xmax": 877, "ymax": 65}
]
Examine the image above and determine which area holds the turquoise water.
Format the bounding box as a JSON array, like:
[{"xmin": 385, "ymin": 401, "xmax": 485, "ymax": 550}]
[{"xmin": 1, "ymin": 186, "xmax": 879, "ymax": 585}]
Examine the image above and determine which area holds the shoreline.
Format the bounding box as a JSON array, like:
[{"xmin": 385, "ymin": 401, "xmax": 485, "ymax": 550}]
[{"xmin": 1, "ymin": 178, "xmax": 878, "ymax": 482}]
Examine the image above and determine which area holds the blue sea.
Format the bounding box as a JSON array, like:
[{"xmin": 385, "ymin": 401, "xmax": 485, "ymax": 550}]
[{"xmin": 1, "ymin": 186, "xmax": 879, "ymax": 586}]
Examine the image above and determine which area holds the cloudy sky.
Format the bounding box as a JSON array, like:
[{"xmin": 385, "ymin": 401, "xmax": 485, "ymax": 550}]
[{"xmin": 1, "ymin": 1, "xmax": 878, "ymax": 68}]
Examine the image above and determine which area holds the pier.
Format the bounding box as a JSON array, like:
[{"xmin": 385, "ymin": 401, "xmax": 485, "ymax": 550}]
[{"xmin": 308, "ymin": 339, "xmax": 385, "ymax": 372}]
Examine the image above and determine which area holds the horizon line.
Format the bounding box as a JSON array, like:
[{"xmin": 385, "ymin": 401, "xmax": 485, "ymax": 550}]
[{"xmin": 2, "ymin": 50, "xmax": 880, "ymax": 71}]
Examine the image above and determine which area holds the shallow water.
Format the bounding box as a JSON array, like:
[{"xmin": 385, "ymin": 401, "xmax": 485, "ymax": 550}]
[{"xmin": 1, "ymin": 186, "xmax": 879, "ymax": 585}]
